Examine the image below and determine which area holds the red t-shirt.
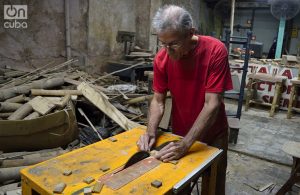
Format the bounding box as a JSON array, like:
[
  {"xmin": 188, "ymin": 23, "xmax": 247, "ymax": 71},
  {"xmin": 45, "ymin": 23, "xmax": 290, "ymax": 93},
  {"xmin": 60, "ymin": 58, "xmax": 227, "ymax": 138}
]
[{"xmin": 153, "ymin": 35, "xmax": 233, "ymax": 144}]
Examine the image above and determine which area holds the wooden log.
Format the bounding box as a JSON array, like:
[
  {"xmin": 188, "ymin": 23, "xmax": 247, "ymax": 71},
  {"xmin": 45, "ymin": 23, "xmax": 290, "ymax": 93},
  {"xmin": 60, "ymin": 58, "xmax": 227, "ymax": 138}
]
[
  {"xmin": 78, "ymin": 82, "xmax": 143, "ymax": 130},
  {"xmin": 0, "ymin": 77, "xmax": 64, "ymax": 101},
  {"xmin": 23, "ymin": 112, "xmax": 40, "ymax": 120},
  {"xmin": 0, "ymin": 112, "xmax": 13, "ymax": 118},
  {"xmin": 0, "ymin": 166, "xmax": 26, "ymax": 183},
  {"xmin": 7, "ymin": 103, "xmax": 33, "ymax": 120},
  {"xmin": 31, "ymin": 89, "xmax": 82, "ymax": 96},
  {"xmin": 0, "ymin": 102, "xmax": 22, "ymax": 112},
  {"xmin": 4, "ymin": 94, "xmax": 26, "ymax": 103}
]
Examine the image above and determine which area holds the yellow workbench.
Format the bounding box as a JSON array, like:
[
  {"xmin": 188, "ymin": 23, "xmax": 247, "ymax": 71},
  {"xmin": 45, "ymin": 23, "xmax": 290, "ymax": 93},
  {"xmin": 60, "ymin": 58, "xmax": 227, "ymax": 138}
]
[{"xmin": 21, "ymin": 127, "xmax": 222, "ymax": 195}]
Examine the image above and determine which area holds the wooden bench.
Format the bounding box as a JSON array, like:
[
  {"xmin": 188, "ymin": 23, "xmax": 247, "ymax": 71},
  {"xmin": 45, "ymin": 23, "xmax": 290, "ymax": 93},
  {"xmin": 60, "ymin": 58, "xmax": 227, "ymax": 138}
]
[
  {"xmin": 276, "ymin": 141, "xmax": 300, "ymax": 195},
  {"xmin": 245, "ymin": 73, "xmax": 287, "ymax": 117}
]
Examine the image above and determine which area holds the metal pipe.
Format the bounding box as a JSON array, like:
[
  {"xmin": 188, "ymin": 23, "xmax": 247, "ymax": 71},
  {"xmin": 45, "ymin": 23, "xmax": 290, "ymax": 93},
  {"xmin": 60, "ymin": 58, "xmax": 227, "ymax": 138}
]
[
  {"xmin": 229, "ymin": 0, "xmax": 236, "ymax": 53},
  {"xmin": 65, "ymin": 0, "xmax": 71, "ymax": 60}
]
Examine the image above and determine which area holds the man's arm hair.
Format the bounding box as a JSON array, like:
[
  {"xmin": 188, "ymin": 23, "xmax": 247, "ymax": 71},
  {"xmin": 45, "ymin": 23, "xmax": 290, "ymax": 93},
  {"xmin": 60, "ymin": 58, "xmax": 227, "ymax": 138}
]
[{"xmin": 147, "ymin": 92, "xmax": 167, "ymax": 136}]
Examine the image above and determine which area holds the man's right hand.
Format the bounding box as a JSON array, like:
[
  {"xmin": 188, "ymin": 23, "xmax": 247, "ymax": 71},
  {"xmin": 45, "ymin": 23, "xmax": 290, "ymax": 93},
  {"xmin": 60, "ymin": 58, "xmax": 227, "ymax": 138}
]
[{"xmin": 137, "ymin": 133, "xmax": 156, "ymax": 151}]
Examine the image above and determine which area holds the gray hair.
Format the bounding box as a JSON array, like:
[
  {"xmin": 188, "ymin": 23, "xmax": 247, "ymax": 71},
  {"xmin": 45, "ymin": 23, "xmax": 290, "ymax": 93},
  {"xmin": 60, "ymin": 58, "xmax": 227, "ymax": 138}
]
[{"xmin": 152, "ymin": 5, "xmax": 193, "ymax": 34}]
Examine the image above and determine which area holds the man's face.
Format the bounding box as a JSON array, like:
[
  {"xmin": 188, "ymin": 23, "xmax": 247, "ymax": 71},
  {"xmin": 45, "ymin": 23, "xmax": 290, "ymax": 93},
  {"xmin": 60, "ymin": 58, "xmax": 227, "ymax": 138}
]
[{"xmin": 158, "ymin": 30, "xmax": 190, "ymax": 60}]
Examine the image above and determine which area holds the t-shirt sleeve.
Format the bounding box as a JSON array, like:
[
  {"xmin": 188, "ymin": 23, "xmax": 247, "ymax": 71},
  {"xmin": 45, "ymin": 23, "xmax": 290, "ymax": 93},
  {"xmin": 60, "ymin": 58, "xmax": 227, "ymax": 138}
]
[
  {"xmin": 205, "ymin": 44, "xmax": 233, "ymax": 93},
  {"xmin": 152, "ymin": 56, "xmax": 168, "ymax": 94}
]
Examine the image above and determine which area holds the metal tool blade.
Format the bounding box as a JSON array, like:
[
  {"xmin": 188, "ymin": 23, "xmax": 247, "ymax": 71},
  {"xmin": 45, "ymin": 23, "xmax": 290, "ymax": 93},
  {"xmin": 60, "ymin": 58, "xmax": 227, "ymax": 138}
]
[{"xmin": 123, "ymin": 151, "xmax": 150, "ymax": 169}]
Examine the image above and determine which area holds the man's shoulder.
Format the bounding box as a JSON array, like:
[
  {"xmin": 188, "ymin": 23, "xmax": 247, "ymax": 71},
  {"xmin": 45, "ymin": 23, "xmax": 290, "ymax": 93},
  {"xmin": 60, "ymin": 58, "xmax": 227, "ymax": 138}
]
[
  {"xmin": 154, "ymin": 49, "xmax": 169, "ymax": 66},
  {"xmin": 199, "ymin": 36, "xmax": 225, "ymax": 49},
  {"xmin": 199, "ymin": 35, "xmax": 227, "ymax": 56}
]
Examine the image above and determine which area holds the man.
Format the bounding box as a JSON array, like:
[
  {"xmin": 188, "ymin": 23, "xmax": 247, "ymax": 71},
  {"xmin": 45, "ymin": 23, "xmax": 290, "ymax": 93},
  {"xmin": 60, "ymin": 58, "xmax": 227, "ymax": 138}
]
[{"xmin": 137, "ymin": 5, "xmax": 232, "ymax": 195}]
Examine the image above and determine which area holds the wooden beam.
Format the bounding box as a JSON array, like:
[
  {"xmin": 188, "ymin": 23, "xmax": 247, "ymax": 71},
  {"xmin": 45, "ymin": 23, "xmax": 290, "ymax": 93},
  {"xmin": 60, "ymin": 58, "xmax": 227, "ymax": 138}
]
[{"xmin": 78, "ymin": 82, "xmax": 143, "ymax": 130}]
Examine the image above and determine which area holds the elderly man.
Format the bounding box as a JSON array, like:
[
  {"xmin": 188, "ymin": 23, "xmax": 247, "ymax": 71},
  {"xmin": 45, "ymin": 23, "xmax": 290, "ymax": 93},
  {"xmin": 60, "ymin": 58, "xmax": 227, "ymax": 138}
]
[{"xmin": 137, "ymin": 5, "xmax": 232, "ymax": 195}]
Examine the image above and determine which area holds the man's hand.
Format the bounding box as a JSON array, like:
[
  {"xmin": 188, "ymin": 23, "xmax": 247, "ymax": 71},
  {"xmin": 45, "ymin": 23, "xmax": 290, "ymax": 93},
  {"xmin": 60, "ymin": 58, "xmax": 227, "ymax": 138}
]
[
  {"xmin": 154, "ymin": 140, "xmax": 189, "ymax": 162},
  {"xmin": 137, "ymin": 133, "xmax": 156, "ymax": 151}
]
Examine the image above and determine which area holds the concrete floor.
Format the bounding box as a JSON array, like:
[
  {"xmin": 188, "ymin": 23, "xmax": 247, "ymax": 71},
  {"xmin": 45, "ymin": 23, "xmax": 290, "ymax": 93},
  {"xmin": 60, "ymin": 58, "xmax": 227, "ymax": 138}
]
[{"xmin": 204, "ymin": 99, "xmax": 300, "ymax": 195}]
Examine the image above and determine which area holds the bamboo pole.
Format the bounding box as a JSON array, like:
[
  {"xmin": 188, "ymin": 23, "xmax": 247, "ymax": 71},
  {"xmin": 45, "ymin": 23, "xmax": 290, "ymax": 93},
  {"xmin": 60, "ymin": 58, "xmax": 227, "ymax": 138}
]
[
  {"xmin": 31, "ymin": 89, "xmax": 82, "ymax": 96},
  {"xmin": 0, "ymin": 166, "xmax": 26, "ymax": 183},
  {"xmin": 23, "ymin": 112, "xmax": 40, "ymax": 120},
  {"xmin": 7, "ymin": 103, "xmax": 33, "ymax": 120},
  {"xmin": 0, "ymin": 61, "xmax": 55, "ymax": 88},
  {"xmin": 91, "ymin": 61, "xmax": 145, "ymax": 83},
  {"xmin": 0, "ymin": 112, "xmax": 13, "ymax": 118},
  {"xmin": 4, "ymin": 94, "xmax": 27, "ymax": 103},
  {"xmin": 0, "ymin": 102, "xmax": 22, "ymax": 112},
  {"xmin": 124, "ymin": 92, "xmax": 171, "ymax": 105},
  {"xmin": 4, "ymin": 70, "xmax": 25, "ymax": 78},
  {"xmin": 0, "ymin": 77, "xmax": 64, "ymax": 101},
  {"xmin": 0, "ymin": 59, "xmax": 76, "ymax": 89},
  {"xmin": 0, "ymin": 149, "xmax": 66, "ymax": 168}
]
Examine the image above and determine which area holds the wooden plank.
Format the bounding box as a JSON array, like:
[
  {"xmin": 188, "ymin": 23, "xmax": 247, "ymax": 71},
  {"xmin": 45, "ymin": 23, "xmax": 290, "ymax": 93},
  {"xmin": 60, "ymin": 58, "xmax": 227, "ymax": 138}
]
[
  {"xmin": 28, "ymin": 96, "xmax": 56, "ymax": 115},
  {"xmin": 105, "ymin": 157, "xmax": 161, "ymax": 190},
  {"xmin": 78, "ymin": 82, "xmax": 142, "ymax": 130},
  {"xmin": 159, "ymin": 98, "xmax": 172, "ymax": 129}
]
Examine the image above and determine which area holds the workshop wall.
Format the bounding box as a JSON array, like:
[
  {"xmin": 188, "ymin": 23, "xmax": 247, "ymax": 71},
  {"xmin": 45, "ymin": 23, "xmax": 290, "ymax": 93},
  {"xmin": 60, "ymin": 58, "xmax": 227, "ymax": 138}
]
[
  {"xmin": 0, "ymin": 0, "xmax": 216, "ymax": 73},
  {"xmin": 289, "ymin": 12, "xmax": 300, "ymax": 55},
  {"xmin": 232, "ymin": 9, "xmax": 278, "ymax": 54},
  {"xmin": 0, "ymin": 0, "xmax": 88, "ymax": 71}
]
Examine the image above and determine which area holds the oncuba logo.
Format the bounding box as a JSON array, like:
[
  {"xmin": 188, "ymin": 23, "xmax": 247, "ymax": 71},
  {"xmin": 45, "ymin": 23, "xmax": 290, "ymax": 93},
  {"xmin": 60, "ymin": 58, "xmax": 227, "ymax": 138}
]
[{"xmin": 3, "ymin": 5, "xmax": 28, "ymax": 29}]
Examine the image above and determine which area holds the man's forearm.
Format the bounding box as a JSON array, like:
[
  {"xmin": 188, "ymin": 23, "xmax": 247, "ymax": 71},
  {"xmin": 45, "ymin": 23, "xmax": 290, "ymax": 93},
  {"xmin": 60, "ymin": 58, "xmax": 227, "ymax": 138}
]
[
  {"xmin": 183, "ymin": 102, "xmax": 220, "ymax": 147},
  {"xmin": 147, "ymin": 98, "xmax": 165, "ymax": 136}
]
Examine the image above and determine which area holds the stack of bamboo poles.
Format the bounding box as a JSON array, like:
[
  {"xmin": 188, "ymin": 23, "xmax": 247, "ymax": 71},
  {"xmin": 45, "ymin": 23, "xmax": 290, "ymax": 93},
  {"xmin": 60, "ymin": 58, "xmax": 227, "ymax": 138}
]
[{"xmin": 0, "ymin": 60, "xmax": 80, "ymax": 120}]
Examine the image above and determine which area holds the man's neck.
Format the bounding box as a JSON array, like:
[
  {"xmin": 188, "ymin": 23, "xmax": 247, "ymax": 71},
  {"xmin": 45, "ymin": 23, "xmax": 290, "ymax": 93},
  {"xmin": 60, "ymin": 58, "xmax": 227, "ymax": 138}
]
[{"xmin": 183, "ymin": 35, "xmax": 199, "ymax": 55}]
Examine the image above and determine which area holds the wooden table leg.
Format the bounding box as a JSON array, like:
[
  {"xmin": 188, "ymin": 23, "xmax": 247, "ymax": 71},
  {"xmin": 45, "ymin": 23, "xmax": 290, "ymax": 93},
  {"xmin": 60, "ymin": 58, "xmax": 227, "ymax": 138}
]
[
  {"xmin": 245, "ymin": 78, "xmax": 253, "ymax": 111},
  {"xmin": 201, "ymin": 161, "xmax": 218, "ymax": 195},
  {"xmin": 276, "ymin": 157, "xmax": 300, "ymax": 195},
  {"xmin": 270, "ymin": 82, "xmax": 282, "ymax": 117},
  {"xmin": 287, "ymin": 84, "xmax": 296, "ymax": 119}
]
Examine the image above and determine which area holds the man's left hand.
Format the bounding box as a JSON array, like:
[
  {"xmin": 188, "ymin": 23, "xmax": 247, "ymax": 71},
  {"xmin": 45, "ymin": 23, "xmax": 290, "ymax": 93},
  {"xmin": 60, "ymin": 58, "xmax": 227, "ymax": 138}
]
[{"xmin": 154, "ymin": 140, "xmax": 189, "ymax": 162}]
